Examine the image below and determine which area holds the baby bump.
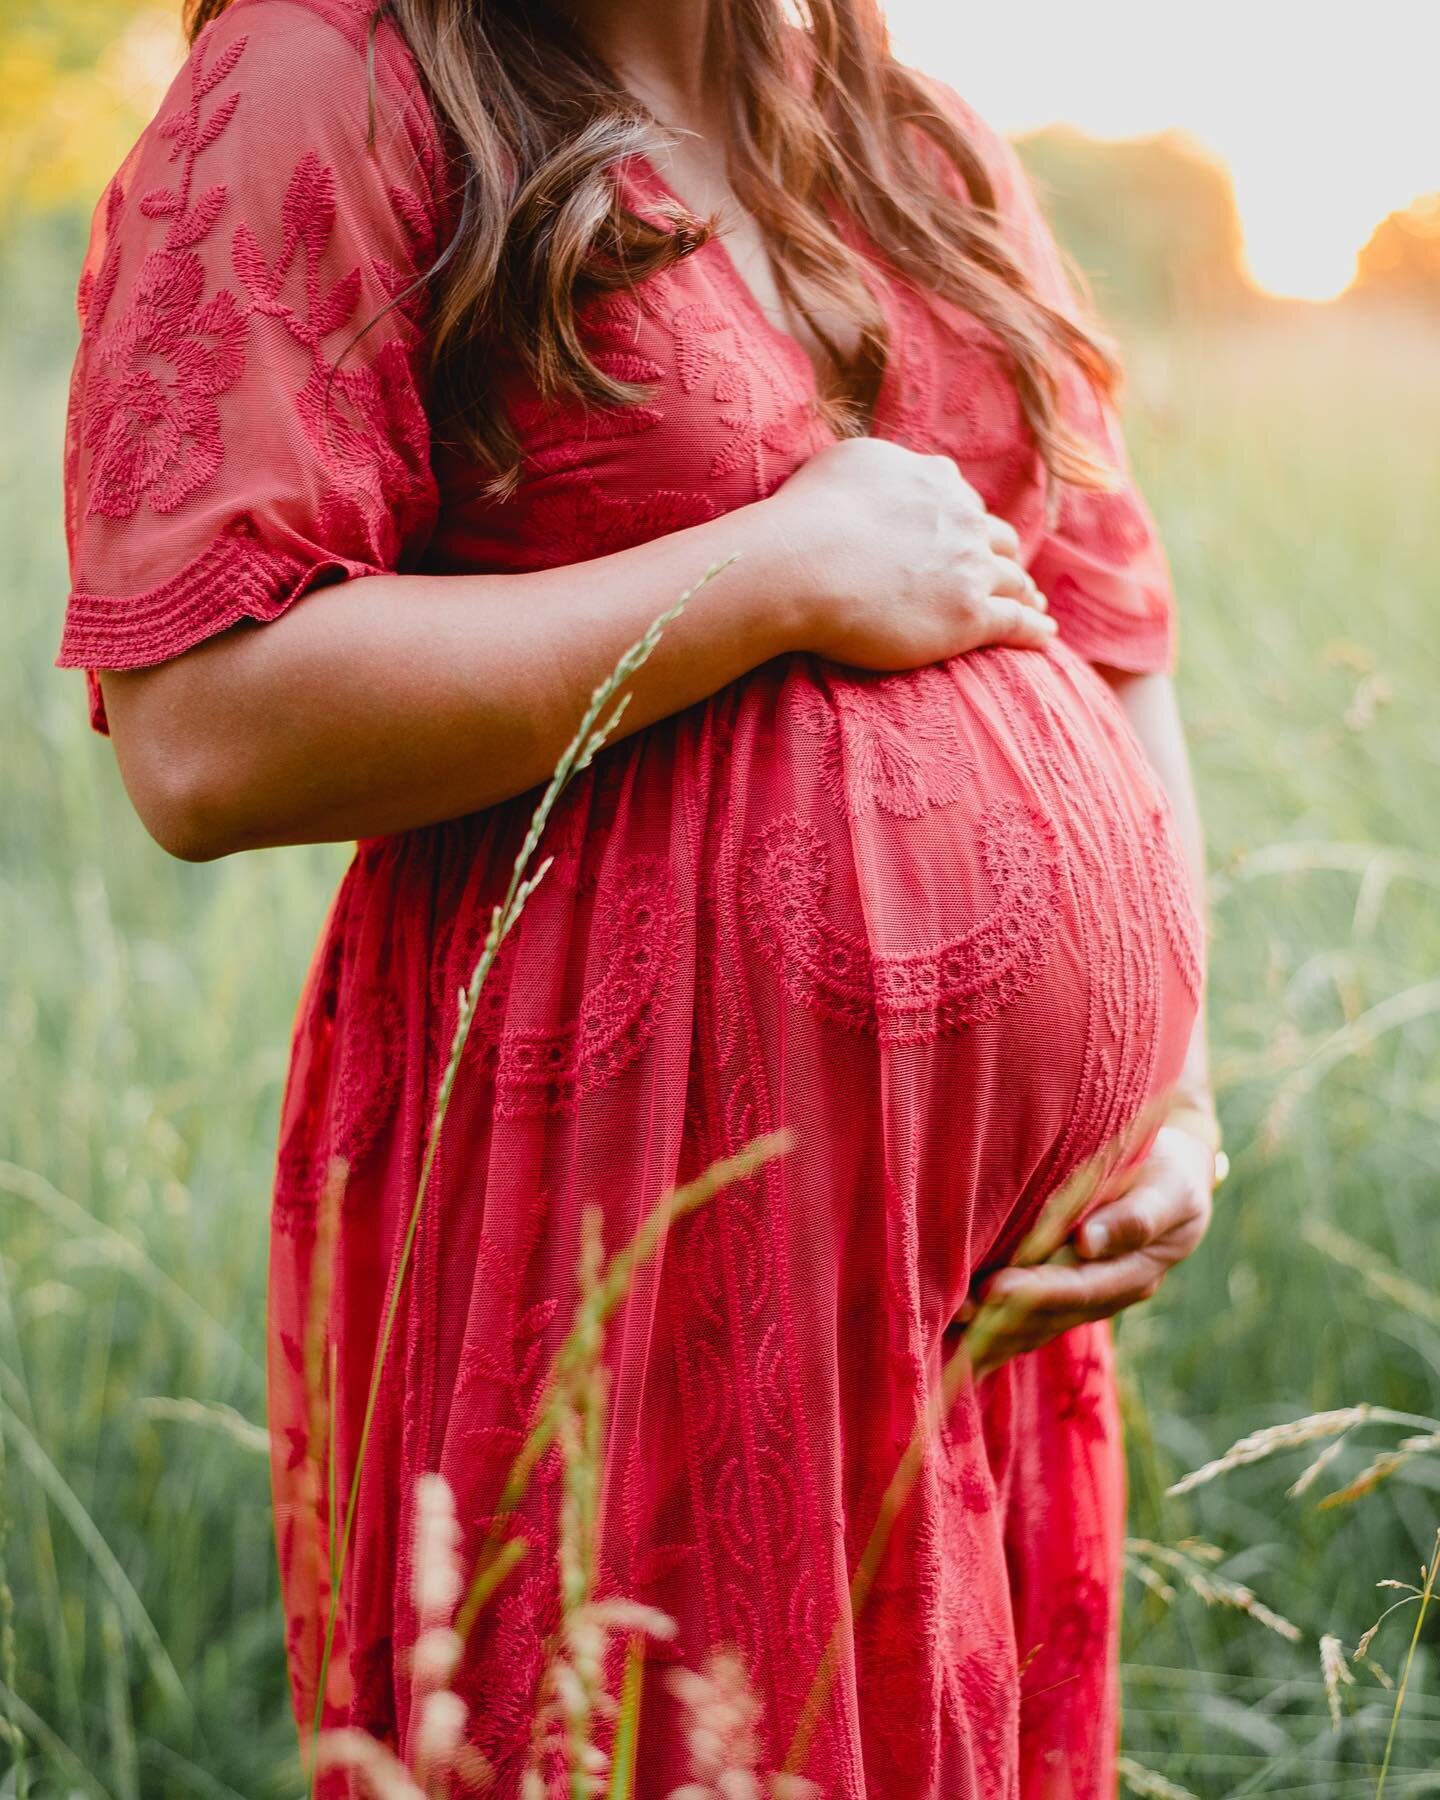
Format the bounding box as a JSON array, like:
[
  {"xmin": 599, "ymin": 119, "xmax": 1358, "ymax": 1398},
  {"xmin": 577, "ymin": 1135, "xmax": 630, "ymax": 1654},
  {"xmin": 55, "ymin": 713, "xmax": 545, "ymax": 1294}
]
[
  {"xmin": 296, "ymin": 637, "xmax": 1202, "ymax": 1332},
  {"xmin": 704, "ymin": 640, "xmax": 1206, "ymax": 1327}
]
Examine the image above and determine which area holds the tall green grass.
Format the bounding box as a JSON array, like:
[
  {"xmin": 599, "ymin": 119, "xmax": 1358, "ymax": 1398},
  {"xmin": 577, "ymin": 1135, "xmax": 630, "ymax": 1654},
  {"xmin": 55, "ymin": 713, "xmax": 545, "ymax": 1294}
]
[
  {"xmin": 2, "ymin": 217, "xmax": 1437, "ymax": 1794},
  {"xmin": 1115, "ymin": 310, "xmax": 1440, "ymax": 1794}
]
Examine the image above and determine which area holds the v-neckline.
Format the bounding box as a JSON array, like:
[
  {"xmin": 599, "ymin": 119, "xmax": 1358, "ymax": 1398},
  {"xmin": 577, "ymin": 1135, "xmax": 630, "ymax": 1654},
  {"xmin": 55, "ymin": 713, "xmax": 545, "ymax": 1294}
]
[{"xmin": 621, "ymin": 151, "xmax": 894, "ymax": 437}]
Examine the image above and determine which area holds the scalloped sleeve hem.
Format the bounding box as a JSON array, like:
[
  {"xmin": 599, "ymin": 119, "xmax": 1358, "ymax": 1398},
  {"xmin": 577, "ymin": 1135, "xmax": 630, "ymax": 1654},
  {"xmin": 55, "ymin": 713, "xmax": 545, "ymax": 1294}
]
[
  {"xmin": 55, "ymin": 0, "xmax": 447, "ymax": 738},
  {"xmin": 56, "ymin": 520, "xmax": 383, "ymax": 734}
]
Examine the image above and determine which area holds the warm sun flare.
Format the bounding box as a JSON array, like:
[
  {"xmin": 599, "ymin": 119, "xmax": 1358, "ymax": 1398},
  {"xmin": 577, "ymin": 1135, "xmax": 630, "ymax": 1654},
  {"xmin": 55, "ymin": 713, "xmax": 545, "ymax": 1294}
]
[{"xmin": 885, "ymin": 0, "xmax": 1440, "ymax": 302}]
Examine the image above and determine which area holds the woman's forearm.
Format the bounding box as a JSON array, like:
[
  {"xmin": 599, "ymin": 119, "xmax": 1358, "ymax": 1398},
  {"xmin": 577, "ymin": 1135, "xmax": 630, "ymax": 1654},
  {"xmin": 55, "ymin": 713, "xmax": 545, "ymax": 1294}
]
[
  {"xmin": 100, "ymin": 498, "xmax": 810, "ymax": 861},
  {"xmin": 1103, "ymin": 667, "xmax": 1213, "ymax": 1106},
  {"xmin": 97, "ymin": 438, "xmax": 1056, "ymax": 862}
]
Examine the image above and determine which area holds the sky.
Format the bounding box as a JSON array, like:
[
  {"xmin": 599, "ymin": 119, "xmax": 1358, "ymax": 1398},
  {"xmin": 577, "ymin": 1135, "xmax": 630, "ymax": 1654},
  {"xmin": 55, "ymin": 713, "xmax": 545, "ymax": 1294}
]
[{"xmin": 883, "ymin": 0, "xmax": 1440, "ymax": 300}]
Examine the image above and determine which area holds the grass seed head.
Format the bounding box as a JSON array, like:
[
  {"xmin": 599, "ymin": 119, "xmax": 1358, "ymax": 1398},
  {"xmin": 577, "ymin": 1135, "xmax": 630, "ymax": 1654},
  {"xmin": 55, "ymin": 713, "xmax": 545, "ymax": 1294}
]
[
  {"xmin": 1319, "ymin": 1633, "xmax": 1356, "ymax": 1730},
  {"xmin": 413, "ymin": 1626, "xmax": 462, "ymax": 1690},
  {"xmin": 1117, "ymin": 1756, "xmax": 1200, "ymax": 1800},
  {"xmin": 315, "ymin": 1728, "xmax": 425, "ymax": 1799},
  {"xmin": 1167, "ymin": 1407, "xmax": 1374, "ymax": 1496},
  {"xmin": 415, "ymin": 1688, "xmax": 467, "ymax": 1785},
  {"xmin": 414, "ymin": 1473, "xmax": 463, "ymax": 1628}
]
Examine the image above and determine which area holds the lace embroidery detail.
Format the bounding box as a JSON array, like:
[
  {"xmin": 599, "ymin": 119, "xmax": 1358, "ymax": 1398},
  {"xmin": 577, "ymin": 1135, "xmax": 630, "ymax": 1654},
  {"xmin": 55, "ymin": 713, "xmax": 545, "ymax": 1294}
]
[
  {"xmin": 792, "ymin": 665, "xmax": 974, "ymax": 820},
  {"xmin": 708, "ymin": 382, "xmax": 814, "ymax": 485},
  {"xmin": 613, "ymin": 1439, "xmax": 695, "ymax": 1592},
  {"xmin": 1144, "ymin": 801, "xmax": 1205, "ymax": 1003},
  {"xmin": 232, "ymin": 149, "xmax": 434, "ymax": 562},
  {"xmin": 526, "ymin": 469, "xmax": 718, "ymax": 562},
  {"xmin": 1040, "ymin": 572, "xmax": 1173, "ymax": 673},
  {"xmin": 273, "ymin": 1140, "xmax": 327, "ymax": 1238},
  {"xmin": 469, "ymin": 1241, "xmax": 554, "ymax": 1394},
  {"xmin": 75, "ymin": 19, "xmax": 435, "ymax": 570},
  {"xmin": 449, "ymin": 856, "xmax": 681, "ymax": 1118},
  {"xmin": 739, "ymin": 800, "xmax": 1060, "ymax": 1044},
  {"xmin": 1053, "ymin": 571, "xmax": 1169, "ymax": 630},
  {"xmin": 938, "ymin": 1397, "xmax": 996, "ymax": 1517},
  {"xmin": 1024, "ymin": 1571, "xmax": 1110, "ymax": 1693},
  {"xmin": 454, "ymin": 1561, "xmax": 561, "ymax": 1785},
  {"xmin": 234, "ymin": 62, "xmax": 1199, "ymax": 1792},
  {"xmin": 669, "ymin": 1097, "xmax": 835, "ymax": 1755},
  {"xmin": 938, "ymin": 330, "xmax": 1034, "ymax": 513},
  {"xmin": 518, "ymin": 367, "xmax": 666, "ymax": 481},
  {"xmin": 271, "ymin": 920, "xmax": 348, "ymax": 1238},
  {"xmin": 58, "ymin": 518, "xmax": 365, "ymax": 668},
  {"xmin": 869, "ymin": 280, "xmax": 1045, "ymax": 527},
  {"xmin": 1056, "ymin": 485, "xmax": 1151, "ymax": 559},
  {"xmin": 671, "ymin": 299, "xmax": 733, "ymax": 394},
  {"xmin": 81, "ymin": 32, "xmax": 249, "ymax": 520},
  {"xmin": 454, "ymin": 1230, "xmax": 557, "ymax": 1465},
  {"xmin": 505, "ymin": 298, "xmax": 666, "ymax": 481},
  {"xmin": 949, "ymin": 1648, "xmax": 1015, "ymax": 1776},
  {"xmin": 333, "ymin": 984, "xmax": 405, "ymax": 1167},
  {"xmin": 270, "ymin": 910, "xmax": 409, "ymax": 1238},
  {"xmin": 77, "ymin": 176, "xmax": 131, "ymax": 337},
  {"xmin": 657, "ymin": 807, "xmax": 850, "ymax": 1778},
  {"xmin": 874, "ymin": 278, "xmax": 937, "ymax": 454},
  {"xmin": 985, "ymin": 656, "xmax": 1170, "ymax": 1189},
  {"xmin": 647, "ymin": 259, "xmax": 827, "ymax": 498}
]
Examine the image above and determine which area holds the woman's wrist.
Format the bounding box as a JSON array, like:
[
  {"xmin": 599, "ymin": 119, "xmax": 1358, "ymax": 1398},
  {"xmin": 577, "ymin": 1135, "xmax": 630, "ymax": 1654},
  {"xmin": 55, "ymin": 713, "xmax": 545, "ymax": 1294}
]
[
  {"xmin": 736, "ymin": 490, "xmax": 833, "ymax": 659},
  {"xmin": 1164, "ymin": 1087, "xmax": 1227, "ymax": 1187}
]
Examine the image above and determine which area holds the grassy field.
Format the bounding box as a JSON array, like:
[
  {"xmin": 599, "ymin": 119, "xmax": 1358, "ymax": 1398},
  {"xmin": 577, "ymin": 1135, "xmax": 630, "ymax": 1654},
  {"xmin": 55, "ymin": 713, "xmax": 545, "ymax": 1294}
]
[{"xmin": 2, "ymin": 214, "xmax": 1438, "ymax": 1797}]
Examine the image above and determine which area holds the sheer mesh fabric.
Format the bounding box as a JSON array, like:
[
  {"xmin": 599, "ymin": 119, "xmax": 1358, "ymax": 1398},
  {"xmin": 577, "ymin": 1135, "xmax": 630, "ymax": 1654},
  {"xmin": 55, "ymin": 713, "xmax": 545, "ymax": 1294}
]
[
  {"xmin": 57, "ymin": 0, "xmax": 446, "ymax": 729},
  {"xmin": 58, "ymin": 4, "xmax": 1203, "ymax": 1794}
]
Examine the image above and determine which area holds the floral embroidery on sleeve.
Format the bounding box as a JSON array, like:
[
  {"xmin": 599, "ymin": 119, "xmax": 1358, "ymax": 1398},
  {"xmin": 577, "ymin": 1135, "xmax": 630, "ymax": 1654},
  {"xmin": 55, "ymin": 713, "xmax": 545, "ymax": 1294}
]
[
  {"xmin": 81, "ymin": 31, "xmax": 250, "ymax": 521},
  {"xmin": 60, "ymin": 3, "xmax": 445, "ymax": 697}
]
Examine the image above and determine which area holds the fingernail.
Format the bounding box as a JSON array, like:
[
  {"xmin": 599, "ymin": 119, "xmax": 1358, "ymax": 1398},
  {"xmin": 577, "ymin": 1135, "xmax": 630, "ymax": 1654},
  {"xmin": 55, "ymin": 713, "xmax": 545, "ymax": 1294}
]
[{"xmin": 1084, "ymin": 1223, "xmax": 1108, "ymax": 1256}]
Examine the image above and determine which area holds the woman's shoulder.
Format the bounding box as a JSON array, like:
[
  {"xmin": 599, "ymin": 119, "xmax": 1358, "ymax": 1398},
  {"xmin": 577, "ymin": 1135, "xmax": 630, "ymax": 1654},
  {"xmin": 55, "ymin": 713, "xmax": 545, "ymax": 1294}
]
[
  {"xmin": 183, "ymin": 0, "xmax": 426, "ymax": 104},
  {"xmin": 109, "ymin": 0, "xmax": 448, "ymax": 219},
  {"xmin": 912, "ymin": 70, "xmax": 1027, "ymax": 198},
  {"xmin": 77, "ymin": 0, "xmax": 454, "ymax": 342}
]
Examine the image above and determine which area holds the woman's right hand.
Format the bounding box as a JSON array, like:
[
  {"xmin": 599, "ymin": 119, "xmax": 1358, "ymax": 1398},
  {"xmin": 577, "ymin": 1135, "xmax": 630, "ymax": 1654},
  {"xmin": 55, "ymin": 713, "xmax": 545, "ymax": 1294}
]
[{"xmin": 765, "ymin": 436, "xmax": 1056, "ymax": 670}]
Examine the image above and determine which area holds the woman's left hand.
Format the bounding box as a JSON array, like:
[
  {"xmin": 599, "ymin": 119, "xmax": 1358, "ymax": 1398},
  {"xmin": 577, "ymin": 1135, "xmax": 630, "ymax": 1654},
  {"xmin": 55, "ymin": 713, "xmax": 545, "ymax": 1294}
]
[{"xmin": 957, "ymin": 1112, "xmax": 1218, "ymax": 1381}]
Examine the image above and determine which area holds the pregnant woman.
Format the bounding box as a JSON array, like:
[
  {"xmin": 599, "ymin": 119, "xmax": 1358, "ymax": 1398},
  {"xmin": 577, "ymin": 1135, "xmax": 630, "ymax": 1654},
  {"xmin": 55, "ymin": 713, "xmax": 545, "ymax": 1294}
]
[{"xmin": 58, "ymin": 0, "xmax": 1220, "ymax": 1791}]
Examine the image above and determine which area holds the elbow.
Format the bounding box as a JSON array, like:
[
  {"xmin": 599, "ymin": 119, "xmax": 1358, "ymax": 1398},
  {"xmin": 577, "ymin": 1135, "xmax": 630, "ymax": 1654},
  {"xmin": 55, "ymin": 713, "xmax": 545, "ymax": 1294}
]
[
  {"xmin": 129, "ymin": 749, "xmax": 247, "ymax": 863},
  {"xmin": 108, "ymin": 711, "xmax": 250, "ymax": 861},
  {"xmin": 100, "ymin": 662, "xmax": 264, "ymax": 862},
  {"xmin": 153, "ymin": 815, "xmax": 234, "ymax": 866}
]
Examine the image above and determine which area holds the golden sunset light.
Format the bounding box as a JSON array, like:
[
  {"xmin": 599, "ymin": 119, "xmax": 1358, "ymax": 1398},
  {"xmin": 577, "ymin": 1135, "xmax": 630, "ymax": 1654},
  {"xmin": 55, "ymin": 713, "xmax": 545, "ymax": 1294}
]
[
  {"xmin": 7, "ymin": 0, "xmax": 1440, "ymax": 1791},
  {"xmin": 886, "ymin": 0, "xmax": 1440, "ymax": 301}
]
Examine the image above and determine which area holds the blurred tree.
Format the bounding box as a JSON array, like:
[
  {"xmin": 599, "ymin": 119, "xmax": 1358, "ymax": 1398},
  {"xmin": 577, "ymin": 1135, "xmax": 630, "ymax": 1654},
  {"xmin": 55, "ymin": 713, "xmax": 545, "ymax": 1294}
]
[
  {"xmin": 1014, "ymin": 126, "xmax": 1260, "ymax": 326},
  {"xmin": 1350, "ymin": 193, "xmax": 1440, "ymax": 314}
]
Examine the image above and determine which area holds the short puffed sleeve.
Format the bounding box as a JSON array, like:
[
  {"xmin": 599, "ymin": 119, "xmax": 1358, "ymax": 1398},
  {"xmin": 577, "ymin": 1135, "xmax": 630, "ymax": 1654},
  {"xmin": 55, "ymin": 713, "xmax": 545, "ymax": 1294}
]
[
  {"xmin": 938, "ymin": 86, "xmax": 1180, "ymax": 675},
  {"xmin": 57, "ymin": 0, "xmax": 451, "ymax": 730}
]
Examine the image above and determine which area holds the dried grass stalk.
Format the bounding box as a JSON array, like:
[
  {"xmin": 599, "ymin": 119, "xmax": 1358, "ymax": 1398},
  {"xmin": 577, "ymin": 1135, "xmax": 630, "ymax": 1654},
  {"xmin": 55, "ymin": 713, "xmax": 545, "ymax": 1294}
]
[
  {"xmin": 306, "ymin": 564, "xmax": 735, "ymax": 1780},
  {"xmin": 1319, "ymin": 1633, "xmax": 1355, "ymax": 1731},
  {"xmin": 1117, "ymin": 1756, "xmax": 1200, "ymax": 1800}
]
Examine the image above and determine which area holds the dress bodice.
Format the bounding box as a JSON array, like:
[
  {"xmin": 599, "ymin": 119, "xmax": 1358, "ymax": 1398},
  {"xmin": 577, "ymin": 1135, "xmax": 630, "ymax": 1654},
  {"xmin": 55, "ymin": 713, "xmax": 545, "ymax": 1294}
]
[{"xmin": 56, "ymin": 0, "xmax": 1175, "ymax": 723}]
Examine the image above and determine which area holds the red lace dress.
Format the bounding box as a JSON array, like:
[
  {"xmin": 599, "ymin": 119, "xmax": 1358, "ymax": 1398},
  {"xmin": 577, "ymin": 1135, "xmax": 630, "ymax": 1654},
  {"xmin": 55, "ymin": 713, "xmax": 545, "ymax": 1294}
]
[{"xmin": 58, "ymin": 3, "xmax": 1204, "ymax": 1794}]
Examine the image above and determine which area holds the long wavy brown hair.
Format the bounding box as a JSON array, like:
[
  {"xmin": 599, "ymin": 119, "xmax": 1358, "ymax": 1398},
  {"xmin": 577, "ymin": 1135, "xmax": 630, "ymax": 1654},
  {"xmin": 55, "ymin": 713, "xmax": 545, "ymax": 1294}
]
[{"xmin": 184, "ymin": 0, "xmax": 1122, "ymax": 498}]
